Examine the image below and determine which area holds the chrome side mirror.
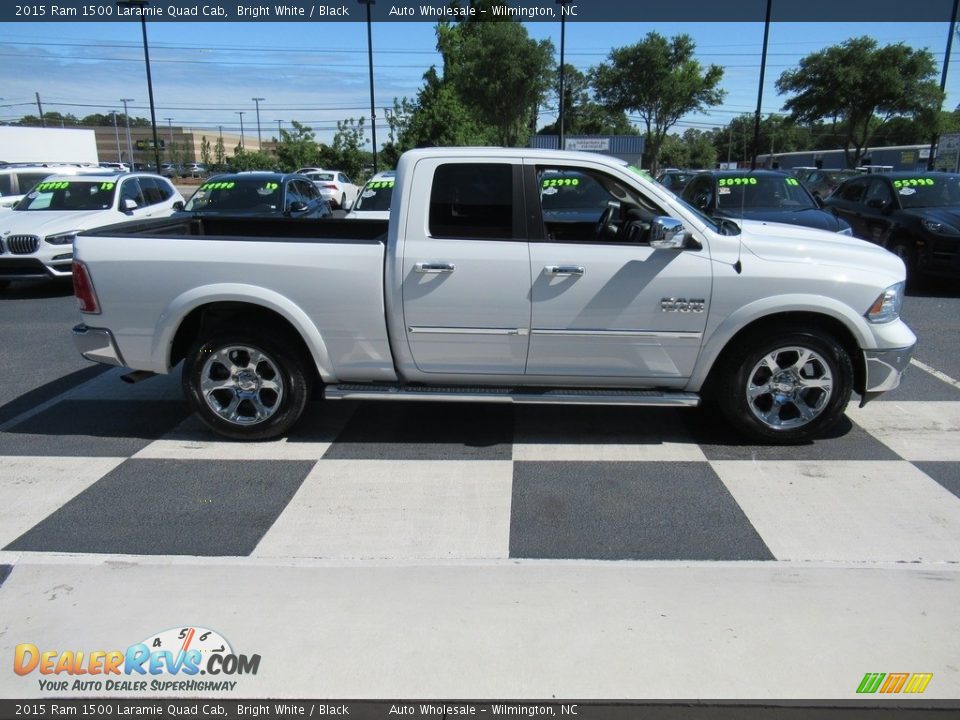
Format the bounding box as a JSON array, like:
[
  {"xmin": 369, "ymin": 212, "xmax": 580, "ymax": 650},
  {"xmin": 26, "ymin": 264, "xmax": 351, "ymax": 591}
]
[
  {"xmin": 122, "ymin": 198, "xmax": 138, "ymax": 213},
  {"xmin": 649, "ymin": 216, "xmax": 687, "ymax": 249}
]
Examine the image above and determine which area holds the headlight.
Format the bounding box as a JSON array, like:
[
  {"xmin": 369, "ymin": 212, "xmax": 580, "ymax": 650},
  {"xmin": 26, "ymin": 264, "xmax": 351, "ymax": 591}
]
[
  {"xmin": 921, "ymin": 219, "xmax": 959, "ymax": 236},
  {"xmin": 44, "ymin": 230, "xmax": 80, "ymax": 245},
  {"xmin": 866, "ymin": 282, "xmax": 905, "ymax": 324}
]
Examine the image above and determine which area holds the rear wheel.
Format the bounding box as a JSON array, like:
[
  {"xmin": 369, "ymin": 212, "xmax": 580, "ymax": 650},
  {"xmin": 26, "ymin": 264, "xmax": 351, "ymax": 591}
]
[
  {"xmin": 182, "ymin": 329, "xmax": 312, "ymax": 440},
  {"xmin": 713, "ymin": 328, "xmax": 853, "ymax": 444}
]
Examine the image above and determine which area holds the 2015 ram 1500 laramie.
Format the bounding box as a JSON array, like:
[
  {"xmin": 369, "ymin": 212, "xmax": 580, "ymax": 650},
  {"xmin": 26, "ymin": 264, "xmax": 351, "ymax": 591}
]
[{"xmin": 72, "ymin": 147, "xmax": 916, "ymax": 444}]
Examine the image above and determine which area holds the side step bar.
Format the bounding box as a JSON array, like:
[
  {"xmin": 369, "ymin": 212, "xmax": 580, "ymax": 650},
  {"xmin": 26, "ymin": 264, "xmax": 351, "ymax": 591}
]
[{"xmin": 324, "ymin": 383, "xmax": 700, "ymax": 407}]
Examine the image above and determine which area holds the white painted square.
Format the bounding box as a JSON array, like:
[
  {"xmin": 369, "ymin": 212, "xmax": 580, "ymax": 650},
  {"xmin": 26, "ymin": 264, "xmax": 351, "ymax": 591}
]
[
  {"xmin": 0, "ymin": 456, "xmax": 125, "ymax": 547},
  {"xmin": 712, "ymin": 460, "xmax": 960, "ymax": 562},
  {"xmin": 253, "ymin": 460, "xmax": 514, "ymax": 560},
  {"xmin": 846, "ymin": 401, "xmax": 960, "ymax": 461}
]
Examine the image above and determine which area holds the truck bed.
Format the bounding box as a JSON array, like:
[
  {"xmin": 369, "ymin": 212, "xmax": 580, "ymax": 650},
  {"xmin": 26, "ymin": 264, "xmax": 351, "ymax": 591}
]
[{"xmin": 83, "ymin": 214, "xmax": 389, "ymax": 242}]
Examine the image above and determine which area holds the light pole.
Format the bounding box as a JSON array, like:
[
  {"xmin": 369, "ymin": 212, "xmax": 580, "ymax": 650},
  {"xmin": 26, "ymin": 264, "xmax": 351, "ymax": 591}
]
[
  {"xmin": 252, "ymin": 97, "xmax": 264, "ymax": 149},
  {"xmin": 236, "ymin": 111, "xmax": 246, "ymax": 150},
  {"xmin": 555, "ymin": 0, "xmax": 573, "ymax": 149},
  {"xmin": 120, "ymin": 98, "xmax": 135, "ymax": 166},
  {"xmin": 751, "ymin": 0, "xmax": 773, "ymax": 171},
  {"xmin": 117, "ymin": 0, "xmax": 161, "ymax": 172},
  {"xmin": 928, "ymin": 0, "xmax": 960, "ymax": 170},
  {"xmin": 164, "ymin": 116, "xmax": 174, "ymax": 155},
  {"xmin": 277, "ymin": 119, "xmax": 283, "ymax": 139},
  {"xmin": 358, "ymin": 0, "xmax": 377, "ymax": 173},
  {"xmin": 110, "ymin": 111, "xmax": 122, "ymax": 163}
]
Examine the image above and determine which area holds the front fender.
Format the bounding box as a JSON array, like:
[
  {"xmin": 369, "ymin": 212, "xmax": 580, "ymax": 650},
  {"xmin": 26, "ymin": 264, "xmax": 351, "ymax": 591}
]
[{"xmin": 687, "ymin": 293, "xmax": 878, "ymax": 391}]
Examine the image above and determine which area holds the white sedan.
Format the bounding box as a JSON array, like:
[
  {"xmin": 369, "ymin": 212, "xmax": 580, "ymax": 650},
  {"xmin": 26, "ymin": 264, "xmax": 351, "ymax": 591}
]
[
  {"xmin": 302, "ymin": 170, "xmax": 359, "ymax": 209},
  {"xmin": 0, "ymin": 172, "xmax": 183, "ymax": 288}
]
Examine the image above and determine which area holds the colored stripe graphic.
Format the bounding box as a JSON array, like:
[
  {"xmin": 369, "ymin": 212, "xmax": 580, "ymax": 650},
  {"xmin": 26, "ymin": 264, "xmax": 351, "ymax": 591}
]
[
  {"xmin": 857, "ymin": 673, "xmax": 886, "ymax": 694},
  {"xmin": 904, "ymin": 674, "xmax": 933, "ymax": 694},
  {"xmin": 880, "ymin": 673, "xmax": 910, "ymax": 693}
]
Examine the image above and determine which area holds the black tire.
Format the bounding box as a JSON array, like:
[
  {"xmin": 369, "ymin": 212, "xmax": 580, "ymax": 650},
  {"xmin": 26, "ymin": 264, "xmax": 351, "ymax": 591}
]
[
  {"xmin": 339, "ymin": 193, "xmax": 346, "ymax": 209},
  {"xmin": 713, "ymin": 328, "xmax": 853, "ymax": 444},
  {"xmin": 182, "ymin": 329, "xmax": 313, "ymax": 440}
]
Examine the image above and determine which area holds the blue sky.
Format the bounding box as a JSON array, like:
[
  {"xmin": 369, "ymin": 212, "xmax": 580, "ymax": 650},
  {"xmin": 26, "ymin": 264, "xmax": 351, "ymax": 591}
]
[{"xmin": 0, "ymin": 19, "xmax": 957, "ymax": 148}]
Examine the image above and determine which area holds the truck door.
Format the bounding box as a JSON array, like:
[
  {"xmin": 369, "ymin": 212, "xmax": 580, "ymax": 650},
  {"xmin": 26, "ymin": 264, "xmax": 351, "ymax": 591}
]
[
  {"xmin": 525, "ymin": 162, "xmax": 711, "ymax": 381},
  {"xmin": 399, "ymin": 159, "xmax": 531, "ymax": 376}
]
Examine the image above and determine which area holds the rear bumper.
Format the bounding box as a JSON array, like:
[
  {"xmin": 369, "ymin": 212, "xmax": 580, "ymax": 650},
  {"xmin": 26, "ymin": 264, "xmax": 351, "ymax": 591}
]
[{"xmin": 73, "ymin": 324, "xmax": 125, "ymax": 367}]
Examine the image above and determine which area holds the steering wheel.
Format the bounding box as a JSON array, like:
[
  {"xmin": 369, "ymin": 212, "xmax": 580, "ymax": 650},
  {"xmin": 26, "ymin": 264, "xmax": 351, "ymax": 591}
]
[{"xmin": 595, "ymin": 205, "xmax": 616, "ymax": 240}]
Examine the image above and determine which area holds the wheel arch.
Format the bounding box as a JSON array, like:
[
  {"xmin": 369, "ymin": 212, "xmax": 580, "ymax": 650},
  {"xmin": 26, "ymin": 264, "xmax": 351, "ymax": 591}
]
[
  {"xmin": 159, "ymin": 286, "xmax": 335, "ymax": 383},
  {"xmin": 697, "ymin": 309, "xmax": 866, "ymax": 399}
]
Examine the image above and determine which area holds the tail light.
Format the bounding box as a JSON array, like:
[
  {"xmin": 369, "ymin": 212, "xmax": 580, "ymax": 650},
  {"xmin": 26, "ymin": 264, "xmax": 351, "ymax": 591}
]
[
  {"xmin": 73, "ymin": 260, "xmax": 101, "ymax": 314},
  {"xmin": 323, "ymin": 184, "xmax": 338, "ymax": 189}
]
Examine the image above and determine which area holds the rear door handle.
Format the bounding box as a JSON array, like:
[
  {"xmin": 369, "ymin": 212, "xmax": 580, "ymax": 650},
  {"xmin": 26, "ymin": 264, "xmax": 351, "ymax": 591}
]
[
  {"xmin": 415, "ymin": 262, "xmax": 456, "ymax": 274},
  {"xmin": 545, "ymin": 265, "xmax": 585, "ymax": 276}
]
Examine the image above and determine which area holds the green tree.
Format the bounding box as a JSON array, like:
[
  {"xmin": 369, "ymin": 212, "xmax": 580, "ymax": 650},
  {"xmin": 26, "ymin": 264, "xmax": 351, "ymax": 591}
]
[
  {"xmin": 229, "ymin": 148, "xmax": 275, "ymax": 171},
  {"xmin": 437, "ymin": 6, "xmax": 554, "ymax": 147},
  {"xmin": 274, "ymin": 120, "xmax": 321, "ymax": 172},
  {"xmin": 591, "ymin": 32, "xmax": 724, "ymax": 173},
  {"xmin": 318, "ymin": 118, "xmax": 371, "ymax": 179},
  {"xmin": 200, "ymin": 136, "xmax": 212, "ymax": 168},
  {"xmin": 213, "ymin": 136, "xmax": 227, "ymax": 171},
  {"xmin": 537, "ymin": 65, "xmax": 638, "ymax": 137},
  {"xmin": 776, "ymin": 37, "xmax": 942, "ymax": 168}
]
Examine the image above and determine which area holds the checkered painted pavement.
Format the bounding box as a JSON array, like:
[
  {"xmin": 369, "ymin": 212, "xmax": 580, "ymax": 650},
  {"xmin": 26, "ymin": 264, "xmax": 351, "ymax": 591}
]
[{"xmin": 1, "ymin": 364, "xmax": 958, "ymax": 564}]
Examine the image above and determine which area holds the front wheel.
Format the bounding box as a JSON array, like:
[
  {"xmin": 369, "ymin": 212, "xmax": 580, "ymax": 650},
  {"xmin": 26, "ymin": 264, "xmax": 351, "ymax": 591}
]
[
  {"xmin": 182, "ymin": 330, "xmax": 312, "ymax": 440},
  {"xmin": 714, "ymin": 329, "xmax": 853, "ymax": 444}
]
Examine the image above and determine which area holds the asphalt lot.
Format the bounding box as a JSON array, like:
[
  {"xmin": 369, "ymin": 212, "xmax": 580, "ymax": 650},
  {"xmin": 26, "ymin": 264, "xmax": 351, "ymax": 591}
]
[{"xmin": 0, "ymin": 275, "xmax": 958, "ymax": 701}]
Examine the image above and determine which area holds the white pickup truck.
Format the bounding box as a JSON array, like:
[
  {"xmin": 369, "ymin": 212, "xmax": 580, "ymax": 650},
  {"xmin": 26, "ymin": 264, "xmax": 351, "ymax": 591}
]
[{"xmin": 72, "ymin": 147, "xmax": 916, "ymax": 444}]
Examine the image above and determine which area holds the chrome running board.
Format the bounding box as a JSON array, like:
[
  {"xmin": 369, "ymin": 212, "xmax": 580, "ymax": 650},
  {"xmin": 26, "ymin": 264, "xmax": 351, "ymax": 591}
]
[{"xmin": 324, "ymin": 383, "xmax": 699, "ymax": 407}]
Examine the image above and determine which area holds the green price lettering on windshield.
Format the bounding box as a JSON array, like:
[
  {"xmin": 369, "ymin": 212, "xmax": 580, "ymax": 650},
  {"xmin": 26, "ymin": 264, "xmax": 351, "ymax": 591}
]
[
  {"xmin": 201, "ymin": 182, "xmax": 237, "ymax": 190},
  {"xmin": 99, "ymin": 182, "xmax": 115, "ymax": 190},
  {"xmin": 36, "ymin": 181, "xmax": 70, "ymax": 191},
  {"xmin": 785, "ymin": 178, "xmax": 800, "ymax": 186},
  {"xmin": 542, "ymin": 178, "xmax": 580, "ymax": 188},
  {"xmin": 369, "ymin": 181, "xmax": 395, "ymax": 189},
  {"xmin": 893, "ymin": 178, "xmax": 935, "ymax": 188},
  {"xmin": 262, "ymin": 182, "xmax": 279, "ymax": 191},
  {"xmin": 718, "ymin": 177, "xmax": 758, "ymax": 186}
]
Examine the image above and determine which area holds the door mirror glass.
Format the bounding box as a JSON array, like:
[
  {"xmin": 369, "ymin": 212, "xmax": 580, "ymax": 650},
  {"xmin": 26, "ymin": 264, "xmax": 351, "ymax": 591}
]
[{"xmin": 649, "ymin": 217, "xmax": 687, "ymax": 249}]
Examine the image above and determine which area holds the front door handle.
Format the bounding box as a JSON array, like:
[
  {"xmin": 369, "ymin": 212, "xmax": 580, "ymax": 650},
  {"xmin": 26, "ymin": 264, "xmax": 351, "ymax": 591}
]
[
  {"xmin": 545, "ymin": 265, "xmax": 585, "ymax": 276},
  {"xmin": 415, "ymin": 262, "xmax": 456, "ymax": 274}
]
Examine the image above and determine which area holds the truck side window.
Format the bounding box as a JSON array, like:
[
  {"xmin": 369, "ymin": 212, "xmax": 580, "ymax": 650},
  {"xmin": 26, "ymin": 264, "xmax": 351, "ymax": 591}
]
[
  {"xmin": 429, "ymin": 163, "xmax": 513, "ymax": 239},
  {"xmin": 537, "ymin": 165, "xmax": 661, "ymax": 244}
]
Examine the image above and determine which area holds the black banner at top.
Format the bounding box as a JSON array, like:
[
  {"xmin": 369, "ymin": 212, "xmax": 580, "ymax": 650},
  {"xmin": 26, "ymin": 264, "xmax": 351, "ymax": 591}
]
[{"xmin": 1, "ymin": 0, "xmax": 957, "ymax": 23}]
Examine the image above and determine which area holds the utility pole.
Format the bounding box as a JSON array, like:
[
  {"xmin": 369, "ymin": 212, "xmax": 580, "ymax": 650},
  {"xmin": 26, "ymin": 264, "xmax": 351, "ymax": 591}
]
[
  {"xmin": 252, "ymin": 97, "xmax": 264, "ymax": 149},
  {"xmin": 35, "ymin": 92, "xmax": 45, "ymax": 127},
  {"xmin": 164, "ymin": 117, "xmax": 174, "ymax": 156},
  {"xmin": 751, "ymin": 0, "xmax": 773, "ymax": 170},
  {"xmin": 235, "ymin": 111, "xmax": 245, "ymax": 150},
  {"xmin": 928, "ymin": 0, "xmax": 960, "ymax": 170},
  {"xmin": 358, "ymin": 0, "xmax": 377, "ymax": 173},
  {"xmin": 111, "ymin": 111, "xmax": 122, "ymax": 163},
  {"xmin": 121, "ymin": 98, "xmax": 135, "ymax": 166}
]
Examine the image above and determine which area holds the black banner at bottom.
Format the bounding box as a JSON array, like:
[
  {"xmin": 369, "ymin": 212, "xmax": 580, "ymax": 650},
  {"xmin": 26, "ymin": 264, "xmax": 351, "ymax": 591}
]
[{"xmin": 2, "ymin": 700, "xmax": 959, "ymax": 720}]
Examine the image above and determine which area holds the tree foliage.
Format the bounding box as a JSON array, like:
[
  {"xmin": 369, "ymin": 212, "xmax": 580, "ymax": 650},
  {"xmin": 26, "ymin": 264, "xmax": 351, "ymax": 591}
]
[
  {"xmin": 592, "ymin": 32, "xmax": 724, "ymax": 173},
  {"xmin": 273, "ymin": 120, "xmax": 321, "ymax": 172},
  {"xmin": 776, "ymin": 36, "xmax": 942, "ymax": 167},
  {"xmin": 537, "ymin": 65, "xmax": 638, "ymax": 137},
  {"xmin": 229, "ymin": 148, "xmax": 275, "ymax": 171},
  {"xmin": 437, "ymin": 11, "xmax": 554, "ymax": 147}
]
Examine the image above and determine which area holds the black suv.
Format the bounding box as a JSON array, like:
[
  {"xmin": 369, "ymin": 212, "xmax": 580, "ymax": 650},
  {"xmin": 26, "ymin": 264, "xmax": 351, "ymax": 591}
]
[{"xmin": 822, "ymin": 172, "xmax": 960, "ymax": 280}]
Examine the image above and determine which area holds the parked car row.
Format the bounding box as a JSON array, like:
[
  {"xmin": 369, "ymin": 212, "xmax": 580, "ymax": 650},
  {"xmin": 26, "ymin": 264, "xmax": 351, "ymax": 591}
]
[
  {"xmin": 656, "ymin": 165, "xmax": 960, "ymax": 281},
  {"xmin": 0, "ymin": 166, "xmax": 399, "ymax": 289}
]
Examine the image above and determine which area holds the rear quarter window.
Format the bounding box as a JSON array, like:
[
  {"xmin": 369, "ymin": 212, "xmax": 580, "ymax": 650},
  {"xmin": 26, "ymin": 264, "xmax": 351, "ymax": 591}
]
[{"xmin": 428, "ymin": 163, "xmax": 513, "ymax": 239}]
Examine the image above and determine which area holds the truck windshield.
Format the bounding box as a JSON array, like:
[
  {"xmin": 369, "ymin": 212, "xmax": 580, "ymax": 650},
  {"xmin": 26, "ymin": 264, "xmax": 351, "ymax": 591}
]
[{"xmin": 16, "ymin": 180, "xmax": 116, "ymax": 211}]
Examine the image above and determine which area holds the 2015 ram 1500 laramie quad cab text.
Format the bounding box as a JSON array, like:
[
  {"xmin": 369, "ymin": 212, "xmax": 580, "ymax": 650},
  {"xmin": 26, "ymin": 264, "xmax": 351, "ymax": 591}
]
[{"xmin": 72, "ymin": 148, "xmax": 916, "ymax": 444}]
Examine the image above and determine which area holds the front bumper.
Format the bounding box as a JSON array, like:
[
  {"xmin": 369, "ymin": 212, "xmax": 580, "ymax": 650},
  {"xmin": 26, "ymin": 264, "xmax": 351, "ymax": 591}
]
[
  {"xmin": 73, "ymin": 324, "xmax": 125, "ymax": 367},
  {"xmin": 860, "ymin": 343, "xmax": 916, "ymax": 406}
]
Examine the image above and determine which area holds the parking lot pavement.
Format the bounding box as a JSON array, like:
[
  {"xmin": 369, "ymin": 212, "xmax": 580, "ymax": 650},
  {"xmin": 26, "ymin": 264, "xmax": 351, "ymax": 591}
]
[{"xmin": 0, "ymin": 328, "xmax": 958, "ymax": 699}]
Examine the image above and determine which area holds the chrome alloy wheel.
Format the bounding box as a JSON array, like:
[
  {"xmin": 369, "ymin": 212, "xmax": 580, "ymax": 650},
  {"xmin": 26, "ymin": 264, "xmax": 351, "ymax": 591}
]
[
  {"xmin": 745, "ymin": 346, "xmax": 833, "ymax": 430},
  {"xmin": 200, "ymin": 345, "xmax": 284, "ymax": 426}
]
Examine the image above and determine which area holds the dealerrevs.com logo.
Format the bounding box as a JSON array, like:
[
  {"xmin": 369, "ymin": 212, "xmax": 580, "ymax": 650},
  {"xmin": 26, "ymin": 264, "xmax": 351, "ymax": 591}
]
[
  {"xmin": 13, "ymin": 626, "xmax": 260, "ymax": 693},
  {"xmin": 857, "ymin": 672, "xmax": 933, "ymax": 694}
]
